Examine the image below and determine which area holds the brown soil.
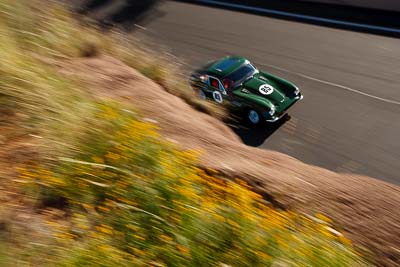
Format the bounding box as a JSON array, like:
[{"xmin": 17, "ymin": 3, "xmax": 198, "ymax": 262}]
[
  {"xmin": 0, "ymin": 111, "xmax": 52, "ymax": 255},
  {"xmin": 36, "ymin": 54, "xmax": 400, "ymax": 266}
]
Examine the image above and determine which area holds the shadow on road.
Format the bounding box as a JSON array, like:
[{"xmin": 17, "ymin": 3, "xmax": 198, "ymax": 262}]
[
  {"xmin": 76, "ymin": 0, "xmax": 161, "ymax": 31},
  {"xmin": 227, "ymin": 114, "xmax": 290, "ymax": 147}
]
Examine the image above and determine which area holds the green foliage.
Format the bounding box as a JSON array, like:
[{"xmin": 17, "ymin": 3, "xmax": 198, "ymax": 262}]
[
  {"xmin": 0, "ymin": 0, "xmax": 99, "ymax": 157},
  {"xmin": 16, "ymin": 105, "xmax": 368, "ymax": 267},
  {"xmin": 0, "ymin": 1, "xmax": 369, "ymax": 266},
  {"xmin": 105, "ymin": 34, "xmax": 228, "ymax": 120},
  {"xmin": 0, "ymin": 0, "xmax": 105, "ymax": 58},
  {"xmin": 0, "ymin": 0, "xmax": 226, "ymax": 132}
]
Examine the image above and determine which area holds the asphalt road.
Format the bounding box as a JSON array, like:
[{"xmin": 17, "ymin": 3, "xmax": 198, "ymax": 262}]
[
  {"xmin": 133, "ymin": 1, "xmax": 400, "ymax": 185},
  {"xmin": 75, "ymin": 1, "xmax": 400, "ymax": 184}
]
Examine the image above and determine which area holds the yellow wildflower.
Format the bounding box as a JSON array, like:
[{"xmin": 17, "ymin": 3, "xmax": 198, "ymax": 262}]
[
  {"xmin": 92, "ymin": 156, "xmax": 104, "ymax": 164},
  {"xmin": 133, "ymin": 234, "xmax": 146, "ymax": 241},
  {"xmin": 255, "ymin": 251, "xmax": 272, "ymax": 260},
  {"xmin": 160, "ymin": 234, "xmax": 173, "ymax": 242},
  {"xmin": 176, "ymin": 244, "xmax": 190, "ymax": 254},
  {"xmin": 96, "ymin": 224, "xmax": 113, "ymax": 235},
  {"xmin": 105, "ymin": 152, "xmax": 121, "ymax": 160}
]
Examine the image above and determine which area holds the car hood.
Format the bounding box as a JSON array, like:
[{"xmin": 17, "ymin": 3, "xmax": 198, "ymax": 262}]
[{"xmin": 241, "ymin": 76, "xmax": 285, "ymax": 105}]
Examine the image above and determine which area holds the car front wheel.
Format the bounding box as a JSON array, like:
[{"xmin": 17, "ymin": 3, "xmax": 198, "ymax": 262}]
[
  {"xmin": 198, "ymin": 89, "xmax": 207, "ymax": 100},
  {"xmin": 246, "ymin": 109, "xmax": 262, "ymax": 125}
]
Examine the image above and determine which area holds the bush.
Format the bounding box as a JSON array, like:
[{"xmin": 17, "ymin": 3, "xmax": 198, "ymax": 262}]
[
  {"xmin": 17, "ymin": 105, "xmax": 368, "ymax": 267},
  {"xmin": 1, "ymin": 1, "xmax": 368, "ymax": 266},
  {"xmin": 0, "ymin": 0, "xmax": 100, "ymax": 157},
  {"xmin": 0, "ymin": 0, "xmax": 226, "ymax": 140}
]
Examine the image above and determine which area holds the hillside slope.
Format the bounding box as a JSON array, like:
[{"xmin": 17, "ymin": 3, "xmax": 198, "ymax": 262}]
[{"xmin": 61, "ymin": 55, "xmax": 400, "ymax": 266}]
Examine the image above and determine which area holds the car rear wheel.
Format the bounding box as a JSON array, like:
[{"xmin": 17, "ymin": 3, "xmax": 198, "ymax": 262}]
[
  {"xmin": 198, "ymin": 89, "xmax": 207, "ymax": 100},
  {"xmin": 247, "ymin": 109, "xmax": 261, "ymax": 125}
]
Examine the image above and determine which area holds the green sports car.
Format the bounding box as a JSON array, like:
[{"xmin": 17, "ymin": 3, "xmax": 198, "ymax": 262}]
[{"xmin": 190, "ymin": 56, "xmax": 303, "ymax": 125}]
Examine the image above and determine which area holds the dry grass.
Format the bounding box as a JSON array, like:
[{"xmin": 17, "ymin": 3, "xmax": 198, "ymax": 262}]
[
  {"xmin": 104, "ymin": 33, "xmax": 229, "ymax": 120},
  {"xmin": 0, "ymin": 0, "xmax": 226, "ymax": 148},
  {"xmin": 12, "ymin": 105, "xmax": 368, "ymax": 267},
  {"xmin": 0, "ymin": 1, "xmax": 369, "ymax": 266}
]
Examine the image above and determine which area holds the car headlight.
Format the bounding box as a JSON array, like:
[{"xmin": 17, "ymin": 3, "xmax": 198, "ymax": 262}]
[
  {"xmin": 294, "ymin": 87, "xmax": 300, "ymax": 95},
  {"xmin": 267, "ymin": 106, "xmax": 276, "ymax": 116},
  {"xmin": 264, "ymin": 106, "xmax": 276, "ymax": 118}
]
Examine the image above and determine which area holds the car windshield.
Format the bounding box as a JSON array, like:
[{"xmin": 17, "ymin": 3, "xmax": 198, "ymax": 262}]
[{"xmin": 223, "ymin": 63, "xmax": 257, "ymax": 88}]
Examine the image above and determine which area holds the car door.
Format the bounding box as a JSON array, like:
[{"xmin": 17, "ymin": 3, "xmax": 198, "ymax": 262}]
[{"xmin": 207, "ymin": 77, "xmax": 228, "ymax": 104}]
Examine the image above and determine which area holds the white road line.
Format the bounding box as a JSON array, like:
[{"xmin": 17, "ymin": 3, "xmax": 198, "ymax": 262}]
[
  {"xmin": 190, "ymin": 0, "xmax": 400, "ymax": 34},
  {"xmin": 134, "ymin": 24, "xmax": 147, "ymax": 30},
  {"xmin": 262, "ymin": 63, "xmax": 400, "ymax": 105}
]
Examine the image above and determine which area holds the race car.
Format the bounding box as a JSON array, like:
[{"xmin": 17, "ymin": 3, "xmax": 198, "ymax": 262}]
[{"xmin": 190, "ymin": 56, "xmax": 303, "ymax": 125}]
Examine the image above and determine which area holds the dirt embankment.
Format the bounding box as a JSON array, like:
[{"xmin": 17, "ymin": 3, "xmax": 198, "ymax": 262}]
[{"xmin": 61, "ymin": 55, "xmax": 400, "ymax": 266}]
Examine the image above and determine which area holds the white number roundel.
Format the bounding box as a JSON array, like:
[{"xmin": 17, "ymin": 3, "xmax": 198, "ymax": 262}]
[
  {"xmin": 212, "ymin": 91, "xmax": 223, "ymax": 103},
  {"xmin": 259, "ymin": 84, "xmax": 274, "ymax": 95}
]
